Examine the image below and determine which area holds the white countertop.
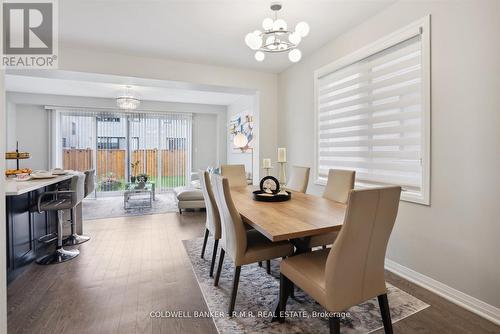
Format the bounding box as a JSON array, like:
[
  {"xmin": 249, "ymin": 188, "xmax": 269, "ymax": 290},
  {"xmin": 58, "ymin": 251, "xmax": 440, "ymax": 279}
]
[{"xmin": 5, "ymin": 174, "xmax": 74, "ymax": 196}]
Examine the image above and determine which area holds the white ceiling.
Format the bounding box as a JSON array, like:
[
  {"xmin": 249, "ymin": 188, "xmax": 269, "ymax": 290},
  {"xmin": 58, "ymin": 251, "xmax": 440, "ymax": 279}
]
[
  {"xmin": 60, "ymin": 0, "xmax": 395, "ymax": 73},
  {"xmin": 5, "ymin": 72, "xmax": 247, "ymax": 106}
]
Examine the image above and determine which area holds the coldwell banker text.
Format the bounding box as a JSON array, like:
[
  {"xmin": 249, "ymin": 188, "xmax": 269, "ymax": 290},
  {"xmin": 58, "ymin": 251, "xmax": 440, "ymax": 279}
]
[{"xmin": 2, "ymin": 0, "xmax": 58, "ymax": 68}]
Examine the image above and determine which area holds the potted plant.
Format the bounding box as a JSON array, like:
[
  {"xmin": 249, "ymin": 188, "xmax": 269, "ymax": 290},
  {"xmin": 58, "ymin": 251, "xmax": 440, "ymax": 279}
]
[
  {"xmin": 137, "ymin": 173, "xmax": 148, "ymax": 183},
  {"xmin": 130, "ymin": 160, "xmax": 140, "ymax": 183}
]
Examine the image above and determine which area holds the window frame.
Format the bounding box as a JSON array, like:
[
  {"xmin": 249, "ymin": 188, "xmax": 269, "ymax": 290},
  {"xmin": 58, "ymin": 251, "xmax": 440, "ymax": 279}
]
[{"xmin": 313, "ymin": 15, "xmax": 431, "ymax": 205}]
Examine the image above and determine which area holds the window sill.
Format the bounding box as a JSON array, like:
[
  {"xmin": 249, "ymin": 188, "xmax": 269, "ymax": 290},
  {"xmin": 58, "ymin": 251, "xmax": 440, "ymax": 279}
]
[{"xmin": 314, "ymin": 178, "xmax": 430, "ymax": 206}]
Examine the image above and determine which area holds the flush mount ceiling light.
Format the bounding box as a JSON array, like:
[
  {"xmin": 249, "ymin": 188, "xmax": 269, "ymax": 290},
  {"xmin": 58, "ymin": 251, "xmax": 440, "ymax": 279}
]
[
  {"xmin": 116, "ymin": 86, "xmax": 141, "ymax": 110},
  {"xmin": 245, "ymin": 1, "xmax": 309, "ymax": 63}
]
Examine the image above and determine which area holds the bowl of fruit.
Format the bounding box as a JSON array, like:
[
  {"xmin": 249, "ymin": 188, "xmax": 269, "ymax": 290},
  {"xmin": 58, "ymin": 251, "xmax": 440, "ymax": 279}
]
[{"xmin": 5, "ymin": 168, "xmax": 32, "ymax": 178}]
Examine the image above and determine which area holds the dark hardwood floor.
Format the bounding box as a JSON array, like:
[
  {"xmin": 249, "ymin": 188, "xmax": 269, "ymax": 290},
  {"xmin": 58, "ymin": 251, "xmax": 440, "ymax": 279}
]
[{"xmin": 7, "ymin": 212, "xmax": 500, "ymax": 334}]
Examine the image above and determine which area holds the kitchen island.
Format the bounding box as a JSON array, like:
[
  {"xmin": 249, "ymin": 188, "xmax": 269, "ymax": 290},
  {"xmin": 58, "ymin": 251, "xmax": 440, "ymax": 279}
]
[{"xmin": 5, "ymin": 174, "xmax": 83, "ymax": 282}]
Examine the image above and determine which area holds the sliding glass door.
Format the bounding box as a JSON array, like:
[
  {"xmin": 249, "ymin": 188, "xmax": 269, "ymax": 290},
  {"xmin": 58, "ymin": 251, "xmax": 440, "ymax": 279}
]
[
  {"xmin": 130, "ymin": 114, "xmax": 191, "ymax": 190},
  {"xmin": 58, "ymin": 110, "xmax": 192, "ymax": 195}
]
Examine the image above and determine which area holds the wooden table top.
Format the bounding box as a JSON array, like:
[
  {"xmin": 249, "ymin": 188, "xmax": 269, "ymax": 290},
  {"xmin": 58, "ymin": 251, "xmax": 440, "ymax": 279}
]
[{"xmin": 230, "ymin": 186, "xmax": 346, "ymax": 242}]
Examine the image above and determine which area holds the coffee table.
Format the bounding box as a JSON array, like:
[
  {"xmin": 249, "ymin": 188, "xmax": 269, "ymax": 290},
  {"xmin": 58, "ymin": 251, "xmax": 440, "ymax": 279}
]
[{"xmin": 123, "ymin": 182, "xmax": 155, "ymax": 209}]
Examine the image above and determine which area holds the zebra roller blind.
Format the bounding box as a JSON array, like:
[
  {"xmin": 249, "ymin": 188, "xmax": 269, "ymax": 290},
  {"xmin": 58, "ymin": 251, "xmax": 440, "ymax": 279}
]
[{"xmin": 316, "ymin": 19, "xmax": 430, "ymax": 204}]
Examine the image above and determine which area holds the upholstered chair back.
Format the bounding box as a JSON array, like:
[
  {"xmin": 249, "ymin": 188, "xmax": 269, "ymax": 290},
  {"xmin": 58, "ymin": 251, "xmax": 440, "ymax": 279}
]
[
  {"xmin": 324, "ymin": 186, "xmax": 401, "ymax": 311},
  {"xmin": 211, "ymin": 175, "xmax": 248, "ymax": 263},
  {"xmin": 71, "ymin": 173, "xmax": 86, "ymax": 205},
  {"xmin": 286, "ymin": 166, "xmax": 310, "ymax": 193},
  {"xmin": 84, "ymin": 169, "xmax": 96, "ymax": 197},
  {"xmin": 199, "ymin": 171, "xmax": 221, "ymax": 240},
  {"xmin": 322, "ymin": 169, "xmax": 356, "ymax": 204},
  {"xmin": 220, "ymin": 164, "xmax": 247, "ymax": 187}
]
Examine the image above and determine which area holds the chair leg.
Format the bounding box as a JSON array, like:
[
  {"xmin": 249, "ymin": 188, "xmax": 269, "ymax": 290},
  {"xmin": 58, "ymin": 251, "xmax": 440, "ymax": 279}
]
[
  {"xmin": 228, "ymin": 266, "xmax": 241, "ymax": 316},
  {"xmin": 378, "ymin": 293, "xmax": 393, "ymax": 334},
  {"xmin": 278, "ymin": 273, "xmax": 291, "ymax": 323},
  {"xmin": 201, "ymin": 228, "xmax": 209, "ymax": 259},
  {"xmin": 329, "ymin": 315, "xmax": 341, "ymax": 334},
  {"xmin": 322, "ymin": 245, "xmax": 327, "ymax": 250},
  {"xmin": 266, "ymin": 260, "xmax": 271, "ymax": 274},
  {"xmin": 258, "ymin": 261, "xmax": 262, "ymax": 267},
  {"xmin": 214, "ymin": 249, "xmax": 225, "ymax": 286},
  {"xmin": 209, "ymin": 239, "xmax": 219, "ymax": 277}
]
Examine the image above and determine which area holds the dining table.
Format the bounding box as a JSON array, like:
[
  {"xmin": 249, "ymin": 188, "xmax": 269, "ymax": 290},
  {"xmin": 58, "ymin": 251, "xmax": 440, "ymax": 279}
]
[
  {"xmin": 229, "ymin": 186, "xmax": 348, "ymax": 321},
  {"xmin": 230, "ymin": 186, "xmax": 347, "ymax": 249}
]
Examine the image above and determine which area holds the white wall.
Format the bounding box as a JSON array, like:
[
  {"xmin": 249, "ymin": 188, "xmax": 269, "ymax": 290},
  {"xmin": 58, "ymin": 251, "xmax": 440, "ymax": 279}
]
[
  {"xmin": 7, "ymin": 92, "xmax": 227, "ymax": 172},
  {"xmin": 5, "ymin": 102, "xmax": 16, "ymax": 169},
  {"xmin": 227, "ymin": 96, "xmax": 255, "ymax": 177},
  {"xmin": 278, "ymin": 0, "xmax": 500, "ymax": 310},
  {"xmin": 57, "ymin": 48, "xmax": 279, "ymax": 181},
  {"xmin": 192, "ymin": 112, "xmax": 225, "ymax": 170},
  {"xmin": 5, "ymin": 102, "xmax": 15, "ymax": 151},
  {"xmin": 15, "ymin": 104, "xmax": 49, "ymax": 170}
]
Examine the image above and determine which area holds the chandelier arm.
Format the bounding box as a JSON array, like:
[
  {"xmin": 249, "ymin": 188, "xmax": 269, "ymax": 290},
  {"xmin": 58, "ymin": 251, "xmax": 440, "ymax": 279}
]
[
  {"xmin": 261, "ymin": 30, "xmax": 290, "ymax": 36},
  {"xmin": 260, "ymin": 40, "xmax": 295, "ymax": 49}
]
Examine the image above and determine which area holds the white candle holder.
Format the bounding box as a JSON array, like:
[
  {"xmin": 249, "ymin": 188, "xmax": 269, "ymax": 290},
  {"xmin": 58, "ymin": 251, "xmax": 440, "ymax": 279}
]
[
  {"xmin": 263, "ymin": 167, "xmax": 273, "ymax": 176},
  {"xmin": 278, "ymin": 161, "xmax": 287, "ymax": 186}
]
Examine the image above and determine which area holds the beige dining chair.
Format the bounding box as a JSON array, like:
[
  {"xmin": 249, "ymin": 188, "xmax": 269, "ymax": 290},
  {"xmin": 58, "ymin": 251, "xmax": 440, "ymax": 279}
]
[
  {"xmin": 285, "ymin": 166, "xmax": 310, "ymax": 193},
  {"xmin": 211, "ymin": 174, "xmax": 294, "ymax": 315},
  {"xmin": 278, "ymin": 186, "xmax": 401, "ymax": 334},
  {"xmin": 199, "ymin": 171, "xmax": 222, "ymax": 277},
  {"xmin": 220, "ymin": 164, "xmax": 248, "ymax": 187},
  {"xmin": 307, "ymin": 169, "xmax": 355, "ymax": 248}
]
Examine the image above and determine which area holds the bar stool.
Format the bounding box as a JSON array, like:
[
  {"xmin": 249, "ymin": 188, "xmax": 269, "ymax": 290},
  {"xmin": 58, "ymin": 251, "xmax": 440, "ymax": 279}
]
[
  {"xmin": 36, "ymin": 175, "xmax": 84, "ymax": 264},
  {"xmin": 64, "ymin": 173, "xmax": 91, "ymax": 246}
]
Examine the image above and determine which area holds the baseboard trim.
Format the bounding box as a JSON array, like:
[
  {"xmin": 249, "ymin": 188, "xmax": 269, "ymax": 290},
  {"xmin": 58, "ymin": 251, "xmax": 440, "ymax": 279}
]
[{"xmin": 385, "ymin": 259, "xmax": 500, "ymax": 326}]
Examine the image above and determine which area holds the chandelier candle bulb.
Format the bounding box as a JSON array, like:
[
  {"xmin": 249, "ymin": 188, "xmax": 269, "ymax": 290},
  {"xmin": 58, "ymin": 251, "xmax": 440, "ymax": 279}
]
[
  {"xmin": 295, "ymin": 21, "xmax": 310, "ymax": 37},
  {"xmin": 277, "ymin": 148, "xmax": 287, "ymax": 163},
  {"xmin": 255, "ymin": 51, "xmax": 265, "ymax": 62},
  {"xmin": 262, "ymin": 18, "xmax": 274, "ymax": 30},
  {"xmin": 288, "ymin": 49, "xmax": 302, "ymax": 62},
  {"xmin": 273, "ymin": 19, "xmax": 287, "ymax": 31}
]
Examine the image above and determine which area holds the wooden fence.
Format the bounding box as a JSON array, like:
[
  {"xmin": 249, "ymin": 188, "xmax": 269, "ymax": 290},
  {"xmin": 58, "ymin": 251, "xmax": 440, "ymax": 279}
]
[
  {"xmin": 62, "ymin": 148, "xmax": 187, "ymax": 181},
  {"xmin": 97, "ymin": 149, "xmax": 126, "ymax": 180},
  {"xmin": 63, "ymin": 149, "xmax": 93, "ymax": 172},
  {"xmin": 131, "ymin": 149, "xmax": 187, "ymax": 179}
]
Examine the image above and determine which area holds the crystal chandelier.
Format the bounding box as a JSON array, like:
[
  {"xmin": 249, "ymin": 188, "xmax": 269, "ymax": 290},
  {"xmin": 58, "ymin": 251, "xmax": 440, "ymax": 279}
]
[
  {"xmin": 245, "ymin": 2, "xmax": 310, "ymax": 63},
  {"xmin": 116, "ymin": 86, "xmax": 141, "ymax": 110}
]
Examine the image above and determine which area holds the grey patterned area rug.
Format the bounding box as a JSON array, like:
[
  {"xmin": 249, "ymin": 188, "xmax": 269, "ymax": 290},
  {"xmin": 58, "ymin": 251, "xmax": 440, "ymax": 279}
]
[
  {"xmin": 183, "ymin": 237, "xmax": 429, "ymax": 334},
  {"xmin": 82, "ymin": 192, "xmax": 179, "ymax": 220}
]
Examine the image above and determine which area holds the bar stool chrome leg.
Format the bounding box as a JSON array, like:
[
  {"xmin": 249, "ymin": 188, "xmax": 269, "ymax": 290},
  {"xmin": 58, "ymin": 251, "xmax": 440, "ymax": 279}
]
[
  {"xmin": 37, "ymin": 211, "xmax": 79, "ymax": 265},
  {"xmin": 64, "ymin": 208, "xmax": 90, "ymax": 246}
]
